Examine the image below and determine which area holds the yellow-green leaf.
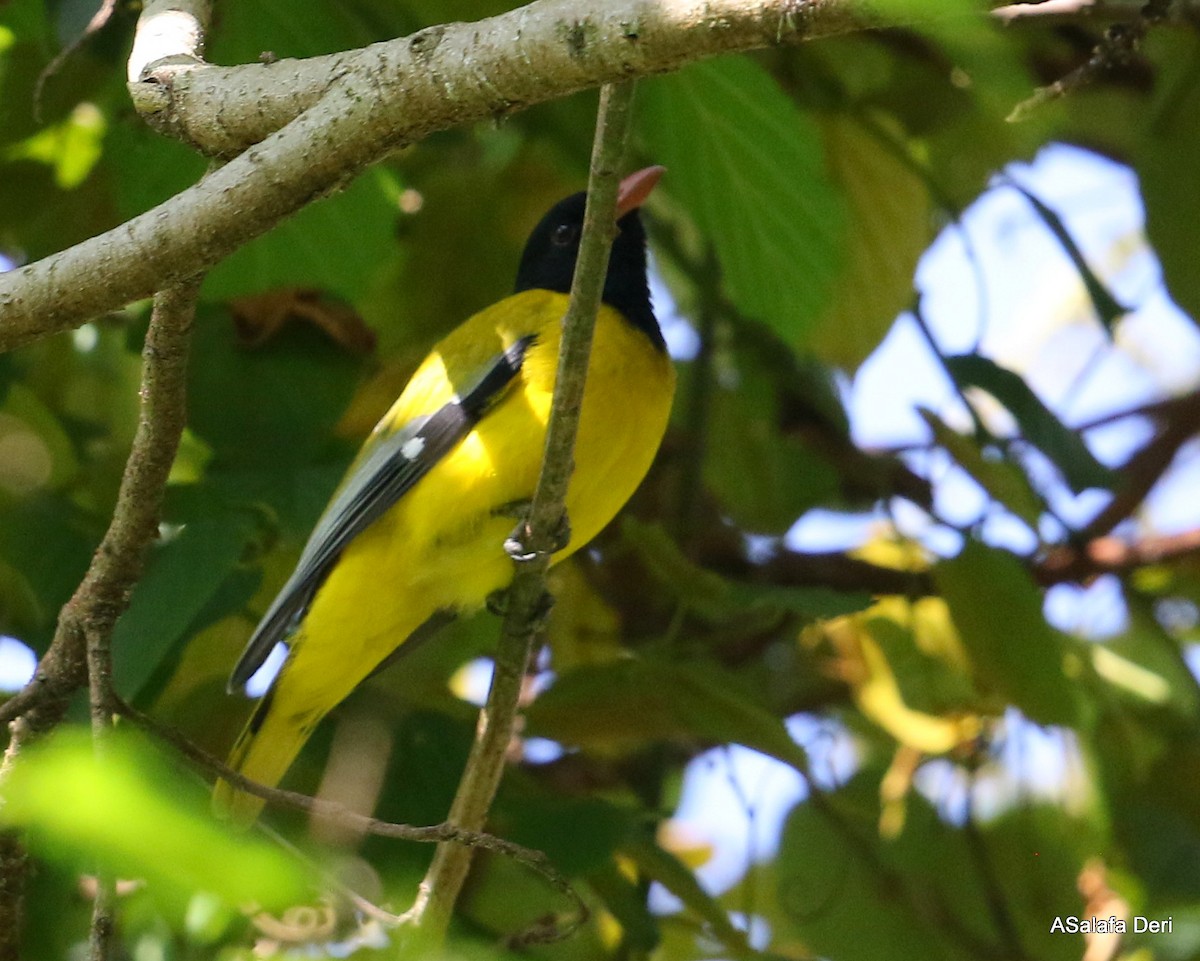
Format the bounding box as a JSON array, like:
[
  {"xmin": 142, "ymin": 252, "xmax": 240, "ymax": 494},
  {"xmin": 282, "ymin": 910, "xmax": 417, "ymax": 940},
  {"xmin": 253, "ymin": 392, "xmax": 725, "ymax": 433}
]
[
  {"xmin": 918, "ymin": 407, "xmax": 1043, "ymax": 530},
  {"xmin": 808, "ymin": 115, "xmax": 932, "ymax": 369},
  {"xmin": 1, "ymin": 728, "xmax": 308, "ymax": 908}
]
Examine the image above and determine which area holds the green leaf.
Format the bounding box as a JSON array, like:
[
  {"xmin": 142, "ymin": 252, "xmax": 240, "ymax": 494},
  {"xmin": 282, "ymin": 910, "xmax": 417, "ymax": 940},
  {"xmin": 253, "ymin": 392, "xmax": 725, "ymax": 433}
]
[
  {"xmin": 186, "ymin": 305, "xmax": 362, "ymax": 471},
  {"xmin": 585, "ymin": 862, "xmax": 660, "ymax": 954},
  {"xmin": 777, "ymin": 769, "xmax": 1089, "ymax": 961},
  {"xmin": 777, "ymin": 784, "xmax": 963, "ymax": 961},
  {"xmin": 0, "ymin": 382, "xmax": 80, "ymax": 494},
  {"xmin": 106, "ymin": 119, "xmax": 400, "ymax": 301},
  {"xmin": 1102, "ymin": 595, "xmax": 1200, "ymax": 720},
  {"xmin": 699, "ymin": 342, "xmax": 842, "ymax": 533},
  {"xmin": 106, "ymin": 116, "xmax": 206, "ymax": 219},
  {"xmin": 526, "ymin": 657, "xmax": 810, "ymax": 773},
  {"xmin": 864, "ymin": 611, "xmax": 980, "ymax": 716},
  {"xmin": 206, "ymin": 0, "xmax": 393, "ymax": 62},
  {"xmin": 111, "ymin": 508, "xmax": 262, "ymax": 703},
  {"xmin": 0, "ymin": 352, "xmax": 14, "ymax": 403},
  {"xmin": 0, "ymin": 493, "xmax": 98, "ymax": 650},
  {"xmin": 917, "ymin": 407, "xmax": 1043, "ymax": 530},
  {"xmin": 934, "ymin": 540, "xmax": 1085, "ymax": 728},
  {"xmin": 1136, "ymin": 29, "xmax": 1200, "ymax": 327},
  {"xmin": 1004, "ymin": 180, "xmax": 1128, "ymax": 333},
  {"xmin": 963, "ymin": 806, "xmax": 1101, "ymax": 960},
  {"xmin": 1104, "ymin": 739, "xmax": 1200, "ymax": 901},
  {"xmin": 1, "ymin": 728, "xmax": 308, "ymax": 909},
  {"xmin": 625, "ymin": 520, "xmax": 871, "ymax": 625},
  {"xmin": 7, "ymin": 102, "xmax": 106, "ymax": 189},
  {"xmin": 638, "ymin": 55, "xmax": 847, "ymax": 344},
  {"xmin": 203, "ymin": 166, "xmax": 401, "ymax": 299},
  {"xmin": 807, "ymin": 115, "xmax": 932, "ymax": 370},
  {"xmin": 501, "ymin": 793, "xmax": 634, "ymax": 876},
  {"xmin": 0, "ymin": 155, "xmax": 116, "ymax": 261},
  {"xmin": 0, "ymin": 1, "xmax": 52, "ymax": 148},
  {"xmin": 204, "ymin": 460, "xmax": 347, "ymax": 544},
  {"xmin": 945, "ymin": 353, "xmax": 1116, "ymax": 494},
  {"xmin": 624, "ymin": 838, "xmax": 753, "ymax": 956}
]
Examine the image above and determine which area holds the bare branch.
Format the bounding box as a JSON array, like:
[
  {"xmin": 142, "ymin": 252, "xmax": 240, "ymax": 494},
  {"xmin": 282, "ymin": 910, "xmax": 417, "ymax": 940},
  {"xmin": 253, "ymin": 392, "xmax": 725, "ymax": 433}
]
[
  {"xmin": 1075, "ymin": 389, "xmax": 1200, "ymax": 541},
  {"xmin": 1038, "ymin": 528, "xmax": 1200, "ymax": 585},
  {"xmin": 0, "ymin": 733, "xmax": 29, "ymax": 961},
  {"xmin": 993, "ymin": 0, "xmax": 1193, "ymax": 25},
  {"xmin": 1006, "ymin": 0, "xmax": 1174, "ymax": 121},
  {"xmin": 33, "ymin": 0, "xmax": 120, "ymax": 123}
]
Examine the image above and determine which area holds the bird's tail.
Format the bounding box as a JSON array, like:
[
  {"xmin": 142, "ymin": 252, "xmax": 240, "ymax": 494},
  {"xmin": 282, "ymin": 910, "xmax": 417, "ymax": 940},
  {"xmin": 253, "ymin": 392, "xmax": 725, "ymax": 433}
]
[
  {"xmin": 212, "ymin": 688, "xmax": 325, "ymax": 828},
  {"xmin": 212, "ymin": 611, "xmax": 454, "ymax": 827}
]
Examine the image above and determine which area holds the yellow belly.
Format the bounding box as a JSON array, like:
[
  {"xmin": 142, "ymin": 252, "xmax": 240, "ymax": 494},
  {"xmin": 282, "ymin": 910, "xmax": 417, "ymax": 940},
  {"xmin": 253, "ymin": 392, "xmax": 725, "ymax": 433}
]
[{"xmin": 298, "ymin": 291, "xmax": 673, "ymax": 662}]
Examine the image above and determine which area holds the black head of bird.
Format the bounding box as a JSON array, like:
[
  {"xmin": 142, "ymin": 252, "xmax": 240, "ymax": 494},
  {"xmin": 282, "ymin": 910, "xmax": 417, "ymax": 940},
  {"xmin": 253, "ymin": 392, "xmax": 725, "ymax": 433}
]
[{"xmin": 513, "ymin": 165, "xmax": 665, "ymax": 351}]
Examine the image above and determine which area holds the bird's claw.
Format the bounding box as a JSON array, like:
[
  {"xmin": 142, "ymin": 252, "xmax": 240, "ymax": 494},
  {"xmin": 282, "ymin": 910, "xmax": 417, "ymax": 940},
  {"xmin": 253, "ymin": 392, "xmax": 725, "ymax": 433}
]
[
  {"xmin": 486, "ymin": 589, "xmax": 508, "ymax": 616},
  {"xmin": 504, "ymin": 510, "xmax": 571, "ymax": 562},
  {"xmin": 485, "ymin": 587, "xmax": 556, "ymax": 627}
]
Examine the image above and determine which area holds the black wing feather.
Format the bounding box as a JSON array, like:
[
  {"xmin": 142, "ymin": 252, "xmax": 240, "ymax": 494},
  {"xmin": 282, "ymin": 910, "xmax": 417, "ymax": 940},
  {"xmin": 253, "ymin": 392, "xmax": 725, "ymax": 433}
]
[{"xmin": 227, "ymin": 336, "xmax": 535, "ymax": 691}]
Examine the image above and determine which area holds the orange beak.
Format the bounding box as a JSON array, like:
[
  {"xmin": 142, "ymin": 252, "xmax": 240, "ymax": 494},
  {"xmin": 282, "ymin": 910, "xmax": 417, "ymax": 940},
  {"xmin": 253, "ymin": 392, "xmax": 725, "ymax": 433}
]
[{"xmin": 615, "ymin": 165, "xmax": 665, "ymax": 219}]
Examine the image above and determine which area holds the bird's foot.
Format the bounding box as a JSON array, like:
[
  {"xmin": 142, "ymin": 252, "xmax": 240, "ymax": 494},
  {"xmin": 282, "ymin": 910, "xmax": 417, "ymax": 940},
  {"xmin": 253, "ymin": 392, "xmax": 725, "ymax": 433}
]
[
  {"xmin": 486, "ymin": 589, "xmax": 508, "ymax": 616},
  {"xmin": 503, "ymin": 508, "xmax": 571, "ymax": 562},
  {"xmin": 485, "ymin": 586, "xmax": 556, "ymax": 627}
]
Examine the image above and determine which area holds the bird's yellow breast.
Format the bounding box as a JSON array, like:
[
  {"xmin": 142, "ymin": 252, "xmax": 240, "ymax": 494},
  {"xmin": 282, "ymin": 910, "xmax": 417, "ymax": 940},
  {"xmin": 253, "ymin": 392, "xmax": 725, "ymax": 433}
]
[{"xmin": 296, "ymin": 289, "xmax": 674, "ymax": 663}]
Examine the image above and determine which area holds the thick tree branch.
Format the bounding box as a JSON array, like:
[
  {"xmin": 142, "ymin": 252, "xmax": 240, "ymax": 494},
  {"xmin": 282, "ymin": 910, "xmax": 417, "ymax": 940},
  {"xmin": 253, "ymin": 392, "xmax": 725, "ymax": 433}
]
[
  {"xmin": 127, "ymin": 0, "xmax": 212, "ymax": 83},
  {"xmin": 1037, "ymin": 528, "xmax": 1200, "ymax": 585},
  {"xmin": 0, "ymin": 736, "xmax": 27, "ymax": 961},
  {"xmin": 127, "ymin": 0, "xmax": 1196, "ymax": 156},
  {"xmin": 993, "ymin": 0, "xmax": 1193, "ymax": 25},
  {"xmin": 724, "ymin": 525, "xmax": 1200, "ymax": 597},
  {"xmin": 404, "ymin": 80, "xmax": 638, "ymax": 948},
  {"xmin": 0, "ymin": 0, "xmax": 878, "ymax": 354},
  {"xmin": 1073, "ymin": 390, "xmax": 1200, "ymax": 542},
  {"xmin": 128, "ymin": 0, "xmax": 876, "ymax": 157}
]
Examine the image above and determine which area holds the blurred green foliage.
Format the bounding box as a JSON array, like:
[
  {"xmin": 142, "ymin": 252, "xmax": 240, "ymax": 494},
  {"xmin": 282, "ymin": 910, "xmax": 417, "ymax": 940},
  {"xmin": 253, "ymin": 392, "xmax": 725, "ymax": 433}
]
[
  {"xmin": 2, "ymin": 0, "xmax": 1200, "ymax": 959},
  {"xmin": 2, "ymin": 728, "xmax": 309, "ymax": 910}
]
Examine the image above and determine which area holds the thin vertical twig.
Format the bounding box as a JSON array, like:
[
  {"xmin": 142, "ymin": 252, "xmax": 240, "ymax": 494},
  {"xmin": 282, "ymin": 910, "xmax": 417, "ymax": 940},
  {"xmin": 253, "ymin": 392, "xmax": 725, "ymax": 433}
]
[
  {"xmin": 0, "ymin": 280, "xmax": 200, "ymax": 961},
  {"xmin": 89, "ymin": 281, "xmax": 200, "ymax": 960},
  {"xmin": 403, "ymin": 80, "xmax": 640, "ymax": 949}
]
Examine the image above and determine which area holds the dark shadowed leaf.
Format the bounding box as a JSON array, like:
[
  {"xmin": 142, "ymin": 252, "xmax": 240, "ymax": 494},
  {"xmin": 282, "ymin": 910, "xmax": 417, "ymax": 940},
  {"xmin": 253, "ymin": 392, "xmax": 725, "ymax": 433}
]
[
  {"xmin": 918, "ymin": 407, "xmax": 1044, "ymax": 530},
  {"xmin": 1136, "ymin": 30, "xmax": 1200, "ymax": 328},
  {"xmin": 807, "ymin": 115, "xmax": 932, "ymax": 370},
  {"xmin": 1003, "ymin": 180, "xmax": 1128, "ymax": 333},
  {"xmin": 186, "ymin": 305, "xmax": 363, "ymax": 471},
  {"xmin": 945, "ymin": 353, "xmax": 1115, "ymax": 493},
  {"xmin": 111, "ymin": 509, "xmax": 262, "ymax": 703},
  {"xmin": 527, "ymin": 657, "xmax": 809, "ymax": 772},
  {"xmin": 778, "ymin": 768, "xmax": 1089, "ymax": 961}
]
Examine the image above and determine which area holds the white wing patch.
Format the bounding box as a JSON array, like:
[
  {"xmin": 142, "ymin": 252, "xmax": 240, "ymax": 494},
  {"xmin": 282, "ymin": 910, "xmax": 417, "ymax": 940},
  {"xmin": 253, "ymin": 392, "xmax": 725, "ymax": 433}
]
[{"xmin": 401, "ymin": 436, "xmax": 426, "ymax": 461}]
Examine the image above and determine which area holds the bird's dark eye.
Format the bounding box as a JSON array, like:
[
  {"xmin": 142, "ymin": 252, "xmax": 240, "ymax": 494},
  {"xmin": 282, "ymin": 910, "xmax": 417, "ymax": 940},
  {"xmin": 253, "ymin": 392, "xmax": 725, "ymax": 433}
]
[{"xmin": 551, "ymin": 223, "xmax": 579, "ymax": 246}]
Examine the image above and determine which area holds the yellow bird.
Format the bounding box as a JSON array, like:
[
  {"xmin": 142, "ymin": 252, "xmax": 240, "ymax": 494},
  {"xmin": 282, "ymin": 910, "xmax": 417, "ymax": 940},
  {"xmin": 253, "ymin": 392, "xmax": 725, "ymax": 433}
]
[{"xmin": 214, "ymin": 168, "xmax": 675, "ymax": 824}]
